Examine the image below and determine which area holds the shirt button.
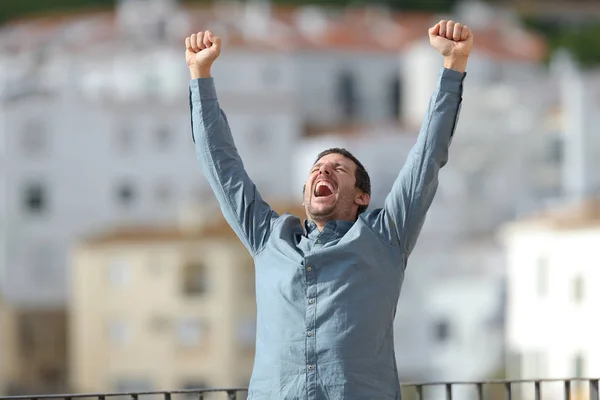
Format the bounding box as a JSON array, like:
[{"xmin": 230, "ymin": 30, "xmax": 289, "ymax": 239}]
[
  {"xmin": 316, "ymin": 239, "xmax": 321, "ymax": 244},
  {"xmin": 307, "ymin": 331, "xmax": 313, "ymax": 337},
  {"xmin": 307, "ymin": 365, "xmax": 313, "ymax": 371},
  {"xmin": 308, "ymin": 298, "xmax": 315, "ymax": 304},
  {"xmin": 307, "ymin": 265, "xmax": 312, "ymax": 272}
]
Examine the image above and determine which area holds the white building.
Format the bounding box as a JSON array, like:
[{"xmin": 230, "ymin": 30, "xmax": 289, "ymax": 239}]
[
  {"xmin": 0, "ymin": 0, "xmax": 546, "ymax": 307},
  {"xmin": 501, "ymin": 199, "xmax": 600, "ymax": 400},
  {"xmin": 0, "ymin": 0, "xmax": 570, "ymax": 394}
]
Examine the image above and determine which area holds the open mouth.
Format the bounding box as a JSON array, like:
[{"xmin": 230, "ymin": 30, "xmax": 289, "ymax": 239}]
[{"xmin": 314, "ymin": 181, "xmax": 335, "ymax": 198}]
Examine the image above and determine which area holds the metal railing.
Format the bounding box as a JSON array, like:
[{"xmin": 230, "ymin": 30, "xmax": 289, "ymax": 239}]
[
  {"xmin": 0, "ymin": 379, "xmax": 598, "ymax": 400},
  {"xmin": 0, "ymin": 389, "xmax": 247, "ymax": 400},
  {"xmin": 400, "ymin": 378, "xmax": 599, "ymax": 400}
]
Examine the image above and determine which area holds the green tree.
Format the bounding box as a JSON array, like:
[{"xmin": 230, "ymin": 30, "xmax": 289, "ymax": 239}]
[
  {"xmin": 523, "ymin": 17, "xmax": 600, "ymax": 68},
  {"xmin": 0, "ymin": 0, "xmax": 115, "ymax": 23}
]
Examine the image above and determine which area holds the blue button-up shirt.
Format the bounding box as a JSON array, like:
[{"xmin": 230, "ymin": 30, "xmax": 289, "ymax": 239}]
[{"xmin": 190, "ymin": 67, "xmax": 465, "ymax": 400}]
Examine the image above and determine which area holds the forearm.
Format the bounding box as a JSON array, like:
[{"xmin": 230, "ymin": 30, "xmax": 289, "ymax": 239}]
[
  {"xmin": 412, "ymin": 67, "xmax": 465, "ymax": 169},
  {"xmin": 443, "ymin": 55, "xmax": 469, "ymax": 74},
  {"xmin": 190, "ymin": 66, "xmax": 212, "ymax": 79}
]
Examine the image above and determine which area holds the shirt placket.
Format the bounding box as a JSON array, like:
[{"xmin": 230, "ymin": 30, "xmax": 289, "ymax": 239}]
[{"xmin": 304, "ymin": 256, "xmax": 318, "ymax": 400}]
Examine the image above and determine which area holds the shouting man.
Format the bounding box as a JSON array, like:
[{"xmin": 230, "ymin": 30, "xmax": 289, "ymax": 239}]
[{"xmin": 186, "ymin": 19, "xmax": 473, "ymax": 400}]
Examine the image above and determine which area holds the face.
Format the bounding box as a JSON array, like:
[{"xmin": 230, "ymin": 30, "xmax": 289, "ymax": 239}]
[{"xmin": 303, "ymin": 153, "xmax": 369, "ymax": 223}]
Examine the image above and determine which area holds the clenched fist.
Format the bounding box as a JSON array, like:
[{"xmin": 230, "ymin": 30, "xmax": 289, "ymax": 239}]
[
  {"xmin": 185, "ymin": 30, "xmax": 221, "ymax": 79},
  {"xmin": 429, "ymin": 20, "xmax": 473, "ymax": 73}
]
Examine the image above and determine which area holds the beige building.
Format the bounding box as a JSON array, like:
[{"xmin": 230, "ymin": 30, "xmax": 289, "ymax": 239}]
[
  {"xmin": 0, "ymin": 296, "xmax": 17, "ymax": 395},
  {"xmin": 67, "ymin": 205, "xmax": 308, "ymax": 394},
  {"xmin": 0, "ymin": 297, "xmax": 68, "ymax": 395}
]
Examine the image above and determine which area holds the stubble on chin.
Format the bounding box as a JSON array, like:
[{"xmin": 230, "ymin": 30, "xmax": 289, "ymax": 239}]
[{"xmin": 306, "ymin": 202, "xmax": 336, "ymax": 221}]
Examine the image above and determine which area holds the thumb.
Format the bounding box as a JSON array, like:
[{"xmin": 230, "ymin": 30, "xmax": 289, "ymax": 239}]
[
  {"xmin": 211, "ymin": 36, "xmax": 222, "ymax": 52},
  {"xmin": 428, "ymin": 23, "xmax": 440, "ymax": 38}
]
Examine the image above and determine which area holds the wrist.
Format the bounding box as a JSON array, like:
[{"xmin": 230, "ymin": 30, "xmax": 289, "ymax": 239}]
[
  {"xmin": 443, "ymin": 56, "xmax": 468, "ymax": 73},
  {"xmin": 190, "ymin": 66, "xmax": 212, "ymax": 79}
]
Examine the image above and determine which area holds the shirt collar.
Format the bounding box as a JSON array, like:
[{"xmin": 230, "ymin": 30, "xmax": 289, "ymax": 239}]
[{"xmin": 304, "ymin": 219, "xmax": 354, "ymax": 237}]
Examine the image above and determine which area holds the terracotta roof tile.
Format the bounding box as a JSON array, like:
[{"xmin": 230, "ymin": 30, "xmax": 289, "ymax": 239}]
[
  {"xmin": 83, "ymin": 203, "xmax": 308, "ymax": 246},
  {"xmin": 0, "ymin": 4, "xmax": 547, "ymax": 61},
  {"xmin": 506, "ymin": 197, "xmax": 600, "ymax": 231}
]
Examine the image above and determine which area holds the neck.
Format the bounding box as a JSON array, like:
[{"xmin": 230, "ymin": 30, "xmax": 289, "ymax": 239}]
[{"xmin": 314, "ymin": 220, "xmax": 326, "ymax": 232}]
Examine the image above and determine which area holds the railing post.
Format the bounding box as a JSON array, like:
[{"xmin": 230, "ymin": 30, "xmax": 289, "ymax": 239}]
[
  {"xmin": 535, "ymin": 381, "xmax": 541, "ymax": 400},
  {"xmin": 476, "ymin": 383, "xmax": 483, "ymax": 400},
  {"xmin": 505, "ymin": 382, "xmax": 512, "ymax": 400},
  {"xmin": 415, "ymin": 385, "xmax": 423, "ymax": 400},
  {"xmin": 590, "ymin": 379, "xmax": 599, "ymax": 400},
  {"xmin": 226, "ymin": 390, "xmax": 237, "ymax": 400},
  {"xmin": 564, "ymin": 380, "xmax": 571, "ymax": 400},
  {"xmin": 446, "ymin": 383, "xmax": 452, "ymax": 400}
]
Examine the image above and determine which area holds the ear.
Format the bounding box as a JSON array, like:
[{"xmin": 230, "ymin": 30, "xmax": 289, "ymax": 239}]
[{"xmin": 354, "ymin": 191, "xmax": 370, "ymax": 207}]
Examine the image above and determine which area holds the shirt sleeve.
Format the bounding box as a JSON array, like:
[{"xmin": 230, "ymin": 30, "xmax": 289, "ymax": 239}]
[
  {"xmin": 189, "ymin": 77, "xmax": 277, "ymax": 257},
  {"xmin": 369, "ymin": 67, "xmax": 465, "ymax": 260}
]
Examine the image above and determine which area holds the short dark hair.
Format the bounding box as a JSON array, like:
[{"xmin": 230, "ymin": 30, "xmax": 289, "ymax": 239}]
[{"xmin": 313, "ymin": 147, "xmax": 371, "ymax": 216}]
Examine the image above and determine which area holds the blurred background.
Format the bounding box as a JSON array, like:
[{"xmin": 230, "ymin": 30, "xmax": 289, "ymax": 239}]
[{"xmin": 0, "ymin": 0, "xmax": 599, "ymax": 399}]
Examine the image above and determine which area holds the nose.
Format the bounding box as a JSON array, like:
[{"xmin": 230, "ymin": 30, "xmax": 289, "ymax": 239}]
[{"xmin": 319, "ymin": 163, "xmax": 332, "ymax": 175}]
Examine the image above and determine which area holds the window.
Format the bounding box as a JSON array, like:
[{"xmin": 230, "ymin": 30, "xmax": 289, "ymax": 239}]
[
  {"xmin": 506, "ymin": 351, "xmax": 522, "ymax": 379},
  {"xmin": 237, "ymin": 316, "xmax": 256, "ymax": 347},
  {"xmin": 249, "ymin": 125, "xmax": 270, "ymax": 152},
  {"xmin": 115, "ymin": 181, "xmax": 136, "ymax": 208},
  {"xmin": 337, "ymin": 71, "xmax": 358, "ymax": 119},
  {"xmin": 155, "ymin": 126, "xmax": 171, "ymax": 150},
  {"xmin": 468, "ymin": 169, "xmax": 486, "ymax": 197},
  {"xmin": 176, "ymin": 319, "xmax": 206, "ymax": 347},
  {"xmin": 114, "ymin": 379, "xmax": 154, "ymax": 392},
  {"xmin": 19, "ymin": 315, "xmax": 37, "ymax": 357},
  {"xmin": 108, "ymin": 257, "xmax": 130, "ymax": 288},
  {"xmin": 182, "ymin": 262, "xmax": 208, "ymax": 295},
  {"xmin": 182, "ymin": 381, "xmax": 209, "ymax": 400},
  {"xmin": 144, "ymin": 74, "xmax": 162, "ymax": 97},
  {"xmin": 148, "ymin": 315, "xmax": 170, "ymax": 333},
  {"xmin": 146, "ymin": 257, "xmax": 163, "ymax": 276},
  {"xmin": 108, "ymin": 320, "xmax": 131, "ymax": 346},
  {"xmin": 22, "ymin": 182, "xmax": 47, "ymax": 214},
  {"xmin": 115, "ymin": 126, "xmax": 134, "ymax": 154},
  {"xmin": 547, "ymin": 136, "xmax": 563, "ymax": 164},
  {"xmin": 21, "ymin": 120, "xmax": 47, "ymax": 155},
  {"xmin": 573, "ymin": 354, "xmax": 585, "ymax": 378},
  {"xmin": 29, "ymin": 243, "xmax": 55, "ymax": 283},
  {"xmin": 389, "ymin": 74, "xmax": 402, "ymax": 120},
  {"xmin": 262, "ymin": 65, "xmax": 280, "ymax": 86},
  {"xmin": 537, "ymin": 257, "xmax": 548, "ymax": 297},
  {"xmin": 572, "ymin": 275, "xmax": 584, "ymax": 304},
  {"xmin": 241, "ymin": 262, "xmax": 255, "ymax": 295},
  {"xmin": 524, "ymin": 352, "xmax": 546, "ymax": 378},
  {"xmin": 155, "ymin": 181, "xmax": 172, "ymax": 205},
  {"xmin": 433, "ymin": 319, "xmax": 450, "ymax": 343}
]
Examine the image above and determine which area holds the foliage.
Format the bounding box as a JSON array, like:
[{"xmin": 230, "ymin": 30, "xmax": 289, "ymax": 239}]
[
  {"xmin": 523, "ymin": 17, "xmax": 600, "ymax": 68},
  {"xmin": 0, "ymin": 0, "xmax": 114, "ymax": 23},
  {"xmin": 1, "ymin": 0, "xmax": 455, "ymax": 24}
]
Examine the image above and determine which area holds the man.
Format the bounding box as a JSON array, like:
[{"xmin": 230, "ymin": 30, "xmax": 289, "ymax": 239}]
[{"xmin": 186, "ymin": 19, "xmax": 472, "ymax": 400}]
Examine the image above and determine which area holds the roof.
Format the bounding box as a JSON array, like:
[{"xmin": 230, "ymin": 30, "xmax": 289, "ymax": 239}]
[
  {"xmin": 502, "ymin": 197, "xmax": 600, "ymax": 233},
  {"xmin": 0, "ymin": 3, "xmax": 547, "ymax": 61},
  {"xmin": 82, "ymin": 203, "xmax": 308, "ymax": 246}
]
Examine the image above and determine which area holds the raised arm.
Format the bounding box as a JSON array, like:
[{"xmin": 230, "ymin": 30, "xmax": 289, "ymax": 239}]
[
  {"xmin": 186, "ymin": 31, "xmax": 276, "ymax": 257},
  {"xmin": 377, "ymin": 21, "xmax": 473, "ymax": 258}
]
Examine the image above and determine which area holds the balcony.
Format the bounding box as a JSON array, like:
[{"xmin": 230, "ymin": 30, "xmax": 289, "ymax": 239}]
[{"xmin": 0, "ymin": 379, "xmax": 598, "ymax": 400}]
